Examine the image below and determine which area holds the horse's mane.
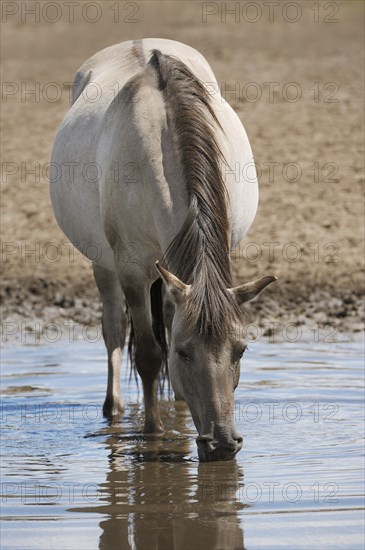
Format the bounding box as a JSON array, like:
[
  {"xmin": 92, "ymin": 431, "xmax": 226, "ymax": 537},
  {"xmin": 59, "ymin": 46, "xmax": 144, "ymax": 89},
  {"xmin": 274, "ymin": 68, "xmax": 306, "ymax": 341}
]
[{"xmin": 149, "ymin": 49, "xmax": 242, "ymax": 339}]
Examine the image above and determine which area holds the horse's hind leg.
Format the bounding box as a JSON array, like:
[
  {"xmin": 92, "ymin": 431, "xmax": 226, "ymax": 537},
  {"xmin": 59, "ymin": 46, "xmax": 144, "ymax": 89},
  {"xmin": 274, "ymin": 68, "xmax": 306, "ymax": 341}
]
[{"xmin": 93, "ymin": 263, "xmax": 126, "ymax": 417}]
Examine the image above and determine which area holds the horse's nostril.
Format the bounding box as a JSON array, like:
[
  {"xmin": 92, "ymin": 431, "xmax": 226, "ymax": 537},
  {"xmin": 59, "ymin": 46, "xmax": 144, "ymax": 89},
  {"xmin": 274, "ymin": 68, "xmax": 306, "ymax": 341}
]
[
  {"xmin": 196, "ymin": 432, "xmax": 243, "ymax": 460},
  {"xmin": 196, "ymin": 436, "xmax": 217, "ymax": 452},
  {"xmin": 207, "ymin": 440, "xmax": 217, "ymax": 452}
]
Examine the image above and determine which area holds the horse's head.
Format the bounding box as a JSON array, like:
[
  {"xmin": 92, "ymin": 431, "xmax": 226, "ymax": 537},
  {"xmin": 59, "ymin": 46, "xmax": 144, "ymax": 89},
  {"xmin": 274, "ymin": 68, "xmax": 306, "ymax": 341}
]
[{"xmin": 156, "ymin": 262, "xmax": 276, "ymax": 462}]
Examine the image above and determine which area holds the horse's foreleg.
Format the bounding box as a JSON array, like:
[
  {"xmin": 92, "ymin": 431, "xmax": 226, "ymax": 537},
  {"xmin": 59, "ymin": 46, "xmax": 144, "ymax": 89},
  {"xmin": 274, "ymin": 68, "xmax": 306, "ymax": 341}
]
[
  {"xmin": 118, "ymin": 272, "xmax": 164, "ymax": 434},
  {"xmin": 93, "ymin": 263, "xmax": 126, "ymax": 418}
]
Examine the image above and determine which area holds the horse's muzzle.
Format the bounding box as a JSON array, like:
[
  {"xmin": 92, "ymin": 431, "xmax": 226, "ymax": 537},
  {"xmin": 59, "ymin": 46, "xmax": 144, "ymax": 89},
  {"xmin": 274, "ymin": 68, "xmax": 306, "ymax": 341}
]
[{"xmin": 196, "ymin": 434, "xmax": 243, "ymax": 462}]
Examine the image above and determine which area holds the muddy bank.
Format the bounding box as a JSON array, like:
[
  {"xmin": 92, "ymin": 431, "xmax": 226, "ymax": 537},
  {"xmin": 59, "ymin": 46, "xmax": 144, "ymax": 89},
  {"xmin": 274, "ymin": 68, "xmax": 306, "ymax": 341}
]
[{"xmin": 1, "ymin": 276, "xmax": 363, "ymax": 344}]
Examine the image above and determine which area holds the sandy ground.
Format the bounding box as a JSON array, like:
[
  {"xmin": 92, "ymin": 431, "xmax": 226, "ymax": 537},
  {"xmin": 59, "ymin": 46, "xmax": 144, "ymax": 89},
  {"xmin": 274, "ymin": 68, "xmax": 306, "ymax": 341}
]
[{"xmin": 1, "ymin": 0, "xmax": 364, "ymax": 341}]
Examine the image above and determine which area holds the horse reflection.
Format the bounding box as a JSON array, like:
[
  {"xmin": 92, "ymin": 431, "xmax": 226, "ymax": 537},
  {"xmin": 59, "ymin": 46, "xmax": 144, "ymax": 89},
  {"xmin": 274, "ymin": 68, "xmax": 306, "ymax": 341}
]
[{"xmin": 98, "ymin": 401, "xmax": 246, "ymax": 550}]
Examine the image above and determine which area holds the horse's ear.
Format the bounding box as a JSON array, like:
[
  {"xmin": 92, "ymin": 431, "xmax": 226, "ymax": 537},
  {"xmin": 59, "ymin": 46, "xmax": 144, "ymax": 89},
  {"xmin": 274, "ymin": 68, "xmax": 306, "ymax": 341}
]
[
  {"xmin": 228, "ymin": 276, "xmax": 277, "ymax": 307},
  {"xmin": 155, "ymin": 261, "xmax": 191, "ymax": 305}
]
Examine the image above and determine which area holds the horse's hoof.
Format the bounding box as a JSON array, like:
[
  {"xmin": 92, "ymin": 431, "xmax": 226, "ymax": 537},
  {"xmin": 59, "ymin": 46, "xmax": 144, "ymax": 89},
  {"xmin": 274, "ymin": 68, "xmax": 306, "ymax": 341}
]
[
  {"xmin": 103, "ymin": 398, "xmax": 124, "ymax": 419},
  {"xmin": 143, "ymin": 421, "xmax": 165, "ymax": 436}
]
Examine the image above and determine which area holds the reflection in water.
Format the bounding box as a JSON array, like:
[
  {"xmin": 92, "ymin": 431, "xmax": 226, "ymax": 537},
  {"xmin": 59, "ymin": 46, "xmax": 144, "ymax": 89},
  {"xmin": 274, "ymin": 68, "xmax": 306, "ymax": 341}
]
[
  {"xmin": 1, "ymin": 338, "xmax": 364, "ymax": 549},
  {"xmin": 98, "ymin": 403, "xmax": 246, "ymax": 550}
]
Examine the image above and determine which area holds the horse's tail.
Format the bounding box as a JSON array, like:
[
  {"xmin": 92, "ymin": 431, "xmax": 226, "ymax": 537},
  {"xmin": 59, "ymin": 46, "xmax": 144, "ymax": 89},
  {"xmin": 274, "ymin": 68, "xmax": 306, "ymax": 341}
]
[{"xmin": 127, "ymin": 278, "xmax": 169, "ymax": 390}]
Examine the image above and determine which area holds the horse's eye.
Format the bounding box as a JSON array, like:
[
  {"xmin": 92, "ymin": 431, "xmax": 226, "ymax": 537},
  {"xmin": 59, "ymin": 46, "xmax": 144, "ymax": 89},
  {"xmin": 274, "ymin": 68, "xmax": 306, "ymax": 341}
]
[{"xmin": 176, "ymin": 349, "xmax": 191, "ymax": 362}]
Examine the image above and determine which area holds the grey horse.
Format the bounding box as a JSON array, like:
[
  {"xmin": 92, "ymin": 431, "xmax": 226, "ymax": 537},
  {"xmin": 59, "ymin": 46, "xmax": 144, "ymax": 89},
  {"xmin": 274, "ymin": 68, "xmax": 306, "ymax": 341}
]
[{"xmin": 50, "ymin": 39, "xmax": 276, "ymax": 461}]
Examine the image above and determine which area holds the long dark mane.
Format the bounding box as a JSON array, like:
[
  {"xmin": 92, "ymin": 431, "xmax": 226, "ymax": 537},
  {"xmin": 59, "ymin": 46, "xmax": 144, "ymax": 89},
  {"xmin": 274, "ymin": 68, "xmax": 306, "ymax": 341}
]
[
  {"xmin": 127, "ymin": 47, "xmax": 243, "ymax": 385},
  {"xmin": 149, "ymin": 49, "xmax": 242, "ymax": 339}
]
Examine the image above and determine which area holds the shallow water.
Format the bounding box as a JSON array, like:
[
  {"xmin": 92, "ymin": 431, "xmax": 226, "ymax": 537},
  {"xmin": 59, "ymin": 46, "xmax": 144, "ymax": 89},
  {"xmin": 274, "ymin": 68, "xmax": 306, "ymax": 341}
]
[{"xmin": 1, "ymin": 335, "xmax": 364, "ymax": 550}]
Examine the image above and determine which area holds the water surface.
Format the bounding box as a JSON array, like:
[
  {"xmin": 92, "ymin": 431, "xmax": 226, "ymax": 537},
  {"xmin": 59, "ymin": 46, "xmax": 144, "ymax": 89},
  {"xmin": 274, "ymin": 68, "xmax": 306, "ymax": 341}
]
[{"xmin": 1, "ymin": 335, "xmax": 364, "ymax": 549}]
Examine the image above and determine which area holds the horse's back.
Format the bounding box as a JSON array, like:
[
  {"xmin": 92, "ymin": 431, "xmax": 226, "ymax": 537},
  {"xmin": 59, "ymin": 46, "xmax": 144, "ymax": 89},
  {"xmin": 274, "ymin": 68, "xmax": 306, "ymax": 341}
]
[
  {"xmin": 50, "ymin": 40, "xmax": 218, "ymax": 271},
  {"xmin": 72, "ymin": 39, "xmax": 217, "ymax": 95},
  {"xmin": 50, "ymin": 39, "xmax": 257, "ymax": 272}
]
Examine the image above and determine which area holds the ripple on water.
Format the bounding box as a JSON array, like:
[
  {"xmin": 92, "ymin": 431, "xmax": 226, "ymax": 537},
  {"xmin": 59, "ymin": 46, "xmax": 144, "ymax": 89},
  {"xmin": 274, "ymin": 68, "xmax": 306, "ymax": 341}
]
[{"xmin": 1, "ymin": 336, "xmax": 364, "ymax": 549}]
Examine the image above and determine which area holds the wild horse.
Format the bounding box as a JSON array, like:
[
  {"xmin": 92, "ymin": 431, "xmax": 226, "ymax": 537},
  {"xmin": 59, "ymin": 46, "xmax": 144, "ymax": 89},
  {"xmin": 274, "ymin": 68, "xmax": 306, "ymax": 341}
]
[{"xmin": 50, "ymin": 39, "xmax": 276, "ymax": 461}]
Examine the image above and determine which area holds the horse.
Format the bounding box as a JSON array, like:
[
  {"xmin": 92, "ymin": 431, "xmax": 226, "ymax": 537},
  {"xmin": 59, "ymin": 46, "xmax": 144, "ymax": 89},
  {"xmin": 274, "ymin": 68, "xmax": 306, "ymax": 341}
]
[{"xmin": 50, "ymin": 38, "xmax": 276, "ymax": 461}]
